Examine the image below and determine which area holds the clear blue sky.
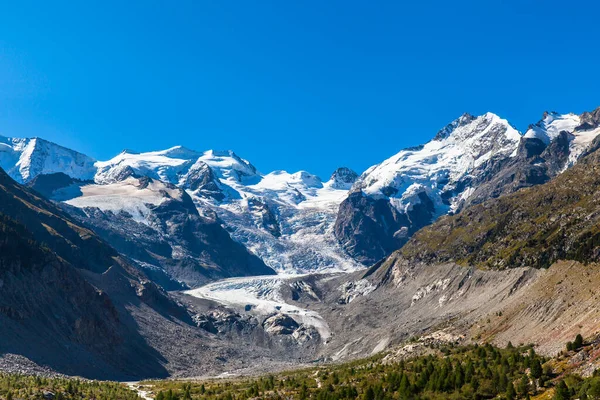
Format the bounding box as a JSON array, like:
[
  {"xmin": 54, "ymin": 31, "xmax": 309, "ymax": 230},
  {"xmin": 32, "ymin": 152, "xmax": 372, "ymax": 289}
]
[{"xmin": 1, "ymin": 1, "xmax": 599, "ymax": 178}]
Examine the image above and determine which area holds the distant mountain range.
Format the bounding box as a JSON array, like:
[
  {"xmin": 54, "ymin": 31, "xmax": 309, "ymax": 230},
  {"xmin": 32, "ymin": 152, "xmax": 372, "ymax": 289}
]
[
  {"xmin": 1, "ymin": 107, "xmax": 599, "ymax": 284},
  {"xmin": 1, "ymin": 105, "xmax": 600, "ymax": 379}
]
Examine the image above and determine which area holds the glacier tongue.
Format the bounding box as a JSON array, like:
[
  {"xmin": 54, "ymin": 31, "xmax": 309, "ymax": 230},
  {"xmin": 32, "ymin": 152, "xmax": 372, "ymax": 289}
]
[{"xmin": 185, "ymin": 274, "xmax": 332, "ymax": 341}]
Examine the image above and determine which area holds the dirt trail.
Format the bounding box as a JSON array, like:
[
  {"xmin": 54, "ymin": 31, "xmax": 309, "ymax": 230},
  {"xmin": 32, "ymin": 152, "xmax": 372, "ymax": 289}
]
[{"xmin": 125, "ymin": 382, "xmax": 153, "ymax": 400}]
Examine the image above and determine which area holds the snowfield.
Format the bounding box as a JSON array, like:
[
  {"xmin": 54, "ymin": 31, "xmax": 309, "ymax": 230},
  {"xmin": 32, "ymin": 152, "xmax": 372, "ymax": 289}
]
[{"xmin": 65, "ymin": 177, "xmax": 181, "ymax": 225}]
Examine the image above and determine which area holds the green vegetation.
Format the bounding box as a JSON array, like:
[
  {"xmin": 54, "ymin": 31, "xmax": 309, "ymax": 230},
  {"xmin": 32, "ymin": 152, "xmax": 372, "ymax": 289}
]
[
  {"xmin": 566, "ymin": 334, "xmax": 584, "ymax": 352},
  {"xmin": 146, "ymin": 343, "xmax": 556, "ymax": 400},
  {"xmin": 4, "ymin": 339, "xmax": 600, "ymax": 400},
  {"xmin": 0, "ymin": 374, "xmax": 138, "ymax": 400}
]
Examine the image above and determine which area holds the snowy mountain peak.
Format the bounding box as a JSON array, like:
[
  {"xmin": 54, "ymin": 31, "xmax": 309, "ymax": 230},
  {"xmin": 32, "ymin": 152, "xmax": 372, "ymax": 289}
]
[
  {"xmin": 524, "ymin": 112, "xmax": 580, "ymax": 145},
  {"xmin": 120, "ymin": 148, "xmax": 140, "ymax": 155},
  {"xmin": 0, "ymin": 135, "xmax": 96, "ymax": 183},
  {"xmin": 199, "ymin": 150, "xmax": 259, "ymax": 184},
  {"xmin": 355, "ymin": 111, "xmax": 521, "ymax": 217},
  {"xmin": 156, "ymin": 145, "xmax": 202, "ymax": 159},
  {"xmin": 433, "ymin": 112, "xmax": 477, "ymax": 141},
  {"xmin": 329, "ymin": 167, "xmax": 358, "ymax": 190},
  {"xmin": 290, "ymin": 171, "xmax": 323, "ymax": 188}
]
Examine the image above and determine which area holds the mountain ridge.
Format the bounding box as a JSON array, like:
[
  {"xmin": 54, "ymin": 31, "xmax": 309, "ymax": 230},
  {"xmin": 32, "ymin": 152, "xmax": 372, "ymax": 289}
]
[{"xmin": 2, "ymin": 106, "xmax": 599, "ymax": 279}]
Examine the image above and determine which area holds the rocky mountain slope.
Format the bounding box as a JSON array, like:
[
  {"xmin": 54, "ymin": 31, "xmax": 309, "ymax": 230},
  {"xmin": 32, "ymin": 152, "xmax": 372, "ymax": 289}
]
[
  {"xmin": 335, "ymin": 107, "xmax": 600, "ymax": 265},
  {"xmin": 0, "ymin": 167, "xmax": 187, "ymax": 378},
  {"xmin": 4, "ymin": 106, "xmax": 600, "ymax": 379},
  {"xmin": 0, "ymin": 167, "xmax": 339, "ymax": 379},
  {"xmin": 399, "ymin": 134, "xmax": 600, "ymax": 269},
  {"xmin": 60, "ymin": 174, "xmax": 274, "ymax": 288}
]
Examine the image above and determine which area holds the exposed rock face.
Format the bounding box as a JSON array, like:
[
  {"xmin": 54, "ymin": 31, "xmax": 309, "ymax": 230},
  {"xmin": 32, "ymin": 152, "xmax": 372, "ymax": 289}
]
[
  {"xmin": 334, "ymin": 191, "xmax": 432, "ymax": 264},
  {"xmin": 27, "ymin": 172, "xmax": 84, "ymax": 200},
  {"xmin": 459, "ymin": 133, "xmax": 570, "ymax": 209},
  {"xmin": 246, "ymin": 198, "xmax": 281, "ymax": 237},
  {"xmin": 329, "ymin": 167, "xmax": 358, "ymax": 189},
  {"xmin": 181, "ymin": 160, "xmax": 224, "ymax": 200},
  {"xmin": 262, "ymin": 314, "xmax": 300, "ymax": 335},
  {"xmin": 193, "ymin": 311, "xmax": 258, "ymax": 335},
  {"xmin": 578, "ymin": 107, "xmax": 600, "ymax": 131}
]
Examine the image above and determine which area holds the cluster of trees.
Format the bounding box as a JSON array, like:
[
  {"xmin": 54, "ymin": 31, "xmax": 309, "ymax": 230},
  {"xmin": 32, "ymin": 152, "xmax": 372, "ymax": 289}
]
[
  {"xmin": 146, "ymin": 343, "xmax": 555, "ymax": 400},
  {"xmin": 0, "ymin": 374, "xmax": 138, "ymax": 400},
  {"xmin": 566, "ymin": 334, "xmax": 584, "ymax": 352},
  {"xmin": 552, "ymin": 371, "xmax": 600, "ymax": 400}
]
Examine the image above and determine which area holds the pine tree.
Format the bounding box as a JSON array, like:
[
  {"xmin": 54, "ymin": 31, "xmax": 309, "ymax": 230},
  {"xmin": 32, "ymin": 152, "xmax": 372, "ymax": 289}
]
[
  {"xmin": 554, "ymin": 380, "xmax": 569, "ymax": 400},
  {"xmin": 567, "ymin": 341, "xmax": 574, "ymax": 352},
  {"xmin": 363, "ymin": 386, "xmax": 375, "ymax": 400},
  {"xmin": 183, "ymin": 384, "xmax": 191, "ymax": 400},
  {"xmin": 399, "ymin": 374, "xmax": 410, "ymax": 398},
  {"xmin": 518, "ymin": 374, "xmax": 530, "ymax": 397},
  {"xmin": 506, "ymin": 381, "xmax": 516, "ymax": 400},
  {"xmin": 574, "ymin": 334, "xmax": 584, "ymax": 350},
  {"xmin": 531, "ymin": 359, "xmax": 543, "ymax": 379},
  {"xmin": 299, "ymin": 382, "xmax": 308, "ymax": 400}
]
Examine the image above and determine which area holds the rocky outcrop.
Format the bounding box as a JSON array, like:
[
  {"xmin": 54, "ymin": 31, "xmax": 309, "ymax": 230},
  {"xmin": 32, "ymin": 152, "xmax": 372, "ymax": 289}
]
[
  {"xmin": 334, "ymin": 190, "xmax": 435, "ymax": 265},
  {"xmin": 182, "ymin": 160, "xmax": 224, "ymax": 200},
  {"xmin": 27, "ymin": 172, "xmax": 84, "ymax": 200},
  {"xmin": 262, "ymin": 314, "xmax": 300, "ymax": 335},
  {"xmin": 329, "ymin": 167, "xmax": 358, "ymax": 190},
  {"xmin": 247, "ymin": 198, "xmax": 281, "ymax": 237}
]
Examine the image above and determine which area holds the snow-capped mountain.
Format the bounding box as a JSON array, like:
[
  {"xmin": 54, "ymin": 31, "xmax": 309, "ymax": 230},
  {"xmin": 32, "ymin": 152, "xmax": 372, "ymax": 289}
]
[
  {"xmin": 356, "ymin": 112, "xmax": 521, "ymax": 214},
  {"xmin": 334, "ymin": 108, "xmax": 600, "ymax": 265},
  {"xmin": 0, "ymin": 136, "xmax": 96, "ymax": 183},
  {"xmin": 2, "ymin": 106, "xmax": 599, "ymax": 282},
  {"xmin": 0, "ymin": 140, "xmax": 362, "ymax": 279},
  {"xmin": 523, "ymin": 111, "xmax": 600, "ymax": 168},
  {"xmin": 93, "ymin": 148, "xmax": 362, "ymax": 273}
]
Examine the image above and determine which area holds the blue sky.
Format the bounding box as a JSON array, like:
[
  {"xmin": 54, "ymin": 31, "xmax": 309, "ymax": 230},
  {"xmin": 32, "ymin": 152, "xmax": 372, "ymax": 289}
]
[{"xmin": 1, "ymin": 1, "xmax": 599, "ymax": 178}]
